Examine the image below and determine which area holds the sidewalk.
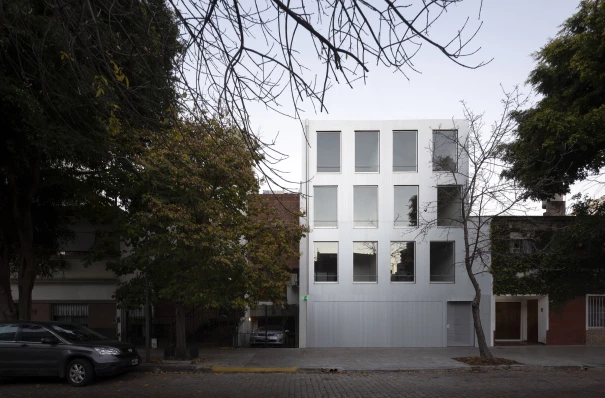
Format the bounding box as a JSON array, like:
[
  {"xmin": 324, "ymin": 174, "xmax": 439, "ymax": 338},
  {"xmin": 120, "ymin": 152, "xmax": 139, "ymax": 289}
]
[{"xmin": 136, "ymin": 345, "xmax": 605, "ymax": 373}]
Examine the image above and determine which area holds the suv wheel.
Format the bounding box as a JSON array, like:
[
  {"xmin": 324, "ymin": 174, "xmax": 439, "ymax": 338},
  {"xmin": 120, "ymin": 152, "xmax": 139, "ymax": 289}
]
[{"xmin": 67, "ymin": 358, "xmax": 95, "ymax": 387}]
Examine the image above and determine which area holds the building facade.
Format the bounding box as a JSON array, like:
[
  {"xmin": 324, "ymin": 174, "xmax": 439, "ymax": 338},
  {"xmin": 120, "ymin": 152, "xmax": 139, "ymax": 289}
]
[
  {"xmin": 11, "ymin": 193, "xmax": 304, "ymax": 347},
  {"xmin": 10, "ymin": 220, "xmax": 122, "ymax": 340},
  {"xmin": 491, "ymin": 213, "xmax": 605, "ymax": 345},
  {"xmin": 299, "ymin": 120, "xmax": 493, "ymax": 348}
]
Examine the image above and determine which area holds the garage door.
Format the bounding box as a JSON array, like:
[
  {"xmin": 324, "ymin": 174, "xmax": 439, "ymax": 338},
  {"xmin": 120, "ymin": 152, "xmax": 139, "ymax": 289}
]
[{"xmin": 447, "ymin": 302, "xmax": 474, "ymax": 347}]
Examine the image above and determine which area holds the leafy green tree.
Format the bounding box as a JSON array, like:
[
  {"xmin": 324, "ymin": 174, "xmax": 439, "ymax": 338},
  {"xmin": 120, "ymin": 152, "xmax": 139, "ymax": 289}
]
[
  {"xmin": 0, "ymin": 0, "xmax": 181, "ymax": 320},
  {"xmin": 110, "ymin": 121, "xmax": 305, "ymax": 358},
  {"xmin": 503, "ymin": 1, "xmax": 605, "ymax": 199},
  {"xmin": 491, "ymin": 199, "xmax": 605, "ymax": 308}
]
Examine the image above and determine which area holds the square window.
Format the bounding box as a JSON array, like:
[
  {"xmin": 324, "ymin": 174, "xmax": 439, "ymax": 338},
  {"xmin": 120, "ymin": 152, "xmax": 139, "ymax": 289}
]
[
  {"xmin": 509, "ymin": 239, "xmax": 534, "ymax": 254},
  {"xmin": 393, "ymin": 131, "xmax": 417, "ymax": 172},
  {"xmin": 353, "ymin": 242, "xmax": 377, "ymax": 282},
  {"xmin": 354, "ymin": 186, "xmax": 378, "ymax": 228},
  {"xmin": 314, "ymin": 242, "xmax": 338, "ymax": 282},
  {"xmin": 394, "ymin": 186, "xmax": 418, "ymax": 227},
  {"xmin": 317, "ymin": 132, "xmax": 341, "ymax": 172},
  {"xmin": 314, "ymin": 186, "xmax": 337, "ymax": 227},
  {"xmin": 355, "ymin": 131, "xmax": 379, "ymax": 172},
  {"xmin": 437, "ymin": 186, "xmax": 462, "ymax": 227},
  {"xmin": 390, "ymin": 242, "xmax": 415, "ymax": 282},
  {"xmin": 430, "ymin": 242, "xmax": 455, "ymax": 283},
  {"xmin": 433, "ymin": 130, "xmax": 457, "ymax": 172}
]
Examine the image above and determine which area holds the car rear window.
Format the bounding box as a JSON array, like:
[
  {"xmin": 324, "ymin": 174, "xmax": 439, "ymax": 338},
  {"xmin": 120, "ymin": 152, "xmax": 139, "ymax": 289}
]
[{"xmin": 0, "ymin": 325, "xmax": 18, "ymax": 341}]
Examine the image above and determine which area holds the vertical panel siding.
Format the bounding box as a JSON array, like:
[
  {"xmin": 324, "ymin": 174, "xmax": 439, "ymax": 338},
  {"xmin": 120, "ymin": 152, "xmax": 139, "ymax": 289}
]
[{"xmin": 302, "ymin": 120, "xmax": 492, "ymax": 347}]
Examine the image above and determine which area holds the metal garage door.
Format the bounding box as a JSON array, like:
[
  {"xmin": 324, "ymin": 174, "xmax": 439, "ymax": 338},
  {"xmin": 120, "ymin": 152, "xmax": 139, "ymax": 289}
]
[{"xmin": 447, "ymin": 302, "xmax": 474, "ymax": 347}]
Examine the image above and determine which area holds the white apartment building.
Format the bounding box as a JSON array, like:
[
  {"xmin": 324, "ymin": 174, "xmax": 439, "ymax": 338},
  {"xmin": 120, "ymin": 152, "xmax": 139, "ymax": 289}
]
[{"xmin": 299, "ymin": 120, "xmax": 493, "ymax": 348}]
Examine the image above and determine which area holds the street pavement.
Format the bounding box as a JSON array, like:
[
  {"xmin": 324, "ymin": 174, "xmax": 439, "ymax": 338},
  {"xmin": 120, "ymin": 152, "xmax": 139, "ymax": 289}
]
[{"xmin": 1, "ymin": 368, "xmax": 604, "ymax": 397}]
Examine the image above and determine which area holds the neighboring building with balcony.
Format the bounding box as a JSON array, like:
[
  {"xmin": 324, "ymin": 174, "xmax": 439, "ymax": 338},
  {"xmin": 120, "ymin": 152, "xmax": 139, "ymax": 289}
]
[
  {"xmin": 299, "ymin": 120, "xmax": 493, "ymax": 348},
  {"xmin": 9, "ymin": 220, "xmax": 122, "ymax": 340}
]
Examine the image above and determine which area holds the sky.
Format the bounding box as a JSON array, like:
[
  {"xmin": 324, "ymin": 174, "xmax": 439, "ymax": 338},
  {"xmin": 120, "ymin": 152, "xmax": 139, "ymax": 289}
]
[{"xmin": 243, "ymin": 0, "xmax": 590, "ymax": 211}]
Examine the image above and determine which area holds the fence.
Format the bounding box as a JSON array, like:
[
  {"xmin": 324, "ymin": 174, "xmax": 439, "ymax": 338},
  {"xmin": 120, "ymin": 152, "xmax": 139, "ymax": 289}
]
[{"xmin": 121, "ymin": 306, "xmax": 244, "ymax": 347}]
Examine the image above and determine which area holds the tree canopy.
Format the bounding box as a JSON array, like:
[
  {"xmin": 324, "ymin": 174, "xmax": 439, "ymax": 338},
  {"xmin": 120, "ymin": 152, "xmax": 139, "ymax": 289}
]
[
  {"xmin": 491, "ymin": 209, "xmax": 605, "ymax": 309},
  {"xmin": 0, "ymin": 0, "xmax": 181, "ymax": 320},
  {"xmin": 109, "ymin": 121, "xmax": 305, "ymax": 356},
  {"xmin": 503, "ymin": 0, "xmax": 605, "ymax": 199},
  {"xmin": 1, "ymin": 0, "xmax": 488, "ymax": 321}
]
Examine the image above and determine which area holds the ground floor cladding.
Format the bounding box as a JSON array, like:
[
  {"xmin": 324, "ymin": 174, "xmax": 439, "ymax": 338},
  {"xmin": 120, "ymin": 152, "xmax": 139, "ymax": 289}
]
[{"xmin": 301, "ymin": 296, "xmax": 492, "ymax": 348}]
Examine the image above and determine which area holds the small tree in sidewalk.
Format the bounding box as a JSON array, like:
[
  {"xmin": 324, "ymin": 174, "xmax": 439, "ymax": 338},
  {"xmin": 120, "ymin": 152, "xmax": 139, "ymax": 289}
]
[
  {"xmin": 110, "ymin": 120, "xmax": 306, "ymax": 359},
  {"xmin": 415, "ymin": 88, "xmax": 531, "ymax": 359}
]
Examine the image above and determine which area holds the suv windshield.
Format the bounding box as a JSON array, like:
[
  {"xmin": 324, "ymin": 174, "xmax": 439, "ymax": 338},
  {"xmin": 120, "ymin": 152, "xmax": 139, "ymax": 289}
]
[
  {"xmin": 257, "ymin": 325, "xmax": 283, "ymax": 331},
  {"xmin": 50, "ymin": 324, "xmax": 109, "ymax": 343}
]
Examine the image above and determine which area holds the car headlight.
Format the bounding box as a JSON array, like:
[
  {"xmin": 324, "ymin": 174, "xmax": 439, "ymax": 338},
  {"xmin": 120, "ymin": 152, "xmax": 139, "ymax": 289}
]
[{"xmin": 94, "ymin": 347, "xmax": 121, "ymax": 355}]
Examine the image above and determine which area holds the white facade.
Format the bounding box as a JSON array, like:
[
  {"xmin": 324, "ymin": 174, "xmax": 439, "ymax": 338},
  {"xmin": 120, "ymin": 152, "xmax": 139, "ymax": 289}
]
[{"xmin": 300, "ymin": 119, "xmax": 493, "ymax": 348}]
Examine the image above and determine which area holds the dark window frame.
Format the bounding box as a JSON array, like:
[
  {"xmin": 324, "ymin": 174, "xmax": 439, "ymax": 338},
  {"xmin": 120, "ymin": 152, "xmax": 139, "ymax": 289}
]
[
  {"xmin": 317, "ymin": 132, "xmax": 341, "ymax": 173},
  {"xmin": 314, "ymin": 241, "xmax": 339, "ymax": 283},
  {"xmin": 390, "ymin": 241, "xmax": 416, "ymax": 283},
  {"xmin": 430, "ymin": 241, "xmax": 456, "ymax": 283},
  {"xmin": 432, "ymin": 130, "xmax": 458, "ymax": 172},
  {"xmin": 393, "ymin": 130, "xmax": 418, "ymax": 172},
  {"xmin": 353, "ymin": 241, "xmax": 378, "ymax": 283},
  {"xmin": 394, "ymin": 185, "xmax": 419, "ymax": 227},
  {"xmin": 355, "ymin": 131, "xmax": 380, "ymax": 173}
]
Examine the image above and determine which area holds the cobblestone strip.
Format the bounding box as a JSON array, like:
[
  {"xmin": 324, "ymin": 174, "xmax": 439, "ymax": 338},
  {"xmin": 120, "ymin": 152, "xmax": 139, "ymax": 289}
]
[{"xmin": 1, "ymin": 369, "xmax": 604, "ymax": 398}]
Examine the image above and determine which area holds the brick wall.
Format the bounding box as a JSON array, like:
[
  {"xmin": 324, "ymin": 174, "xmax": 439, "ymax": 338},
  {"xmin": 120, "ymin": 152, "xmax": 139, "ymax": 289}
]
[
  {"xmin": 31, "ymin": 303, "xmax": 50, "ymax": 321},
  {"xmin": 258, "ymin": 193, "xmax": 302, "ymax": 270},
  {"xmin": 89, "ymin": 302, "xmax": 117, "ymax": 339},
  {"xmin": 586, "ymin": 330, "xmax": 605, "ymax": 345},
  {"xmin": 547, "ymin": 296, "xmax": 586, "ymax": 345}
]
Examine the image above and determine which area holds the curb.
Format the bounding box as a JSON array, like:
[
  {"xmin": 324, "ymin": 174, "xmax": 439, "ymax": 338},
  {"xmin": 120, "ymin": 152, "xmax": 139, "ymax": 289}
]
[
  {"xmin": 136, "ymin": 363, "xmax": 300, "ymax": 374},
  {"xmin": 210, "ymin": 366, "xmax": 299, "ymax": 373},
  {"xmin": 136, "ymin": 363, "xmax": 205, "ymax": 373},
  {"xmin": 135, "ymin": 363, "xmax": 605, "ymax": 374}
]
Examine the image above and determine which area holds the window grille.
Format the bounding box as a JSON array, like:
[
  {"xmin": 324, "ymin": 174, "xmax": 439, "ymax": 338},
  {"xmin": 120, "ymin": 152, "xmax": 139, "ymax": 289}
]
[
  {"xmin": 587, "ymin": 295, "xmax": 605, "ymax": 329},
  {"xmin": 51, "ymin": 303, "xmax": 88, "ymax": 326}
]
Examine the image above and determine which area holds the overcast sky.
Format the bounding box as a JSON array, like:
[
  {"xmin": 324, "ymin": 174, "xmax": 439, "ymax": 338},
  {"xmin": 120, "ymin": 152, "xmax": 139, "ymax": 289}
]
[{"xmin": 245, "ymin": 0, "xmax": 592, "ymax": 210}]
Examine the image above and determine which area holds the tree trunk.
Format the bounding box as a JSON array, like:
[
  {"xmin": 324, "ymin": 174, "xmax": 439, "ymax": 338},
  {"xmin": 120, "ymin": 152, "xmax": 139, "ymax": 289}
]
[
  {"xmin": 15, "ymin": 208, "xmax": 37, "ymax": 321},
  {"xmin": 471, "ymin": 288, "xmax": 493, "ymax": 359},
  {"xmin": 17, "ymin": 259, "xmax": 36, "ymax": 321},
  {"xmin": 465, "ymin": 257, "xmax": 494, "ymax": 359},
  {"xmin": 0, "ymin": 243, "xmax": 17, "ymax": 320},
  {"xmin": 461, "ymin": 205, "xmax": 494, "ymax": 359},
  {"xmin": 175, "ymin": 302, "xmax": 187, "ymax": 359},
  {"xmin": 9, "ymin": 166, "xmax": 39, "ymax": 321}
]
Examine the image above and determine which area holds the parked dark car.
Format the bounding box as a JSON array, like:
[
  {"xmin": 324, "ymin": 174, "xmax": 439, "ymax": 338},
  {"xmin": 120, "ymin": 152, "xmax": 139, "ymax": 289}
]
[
  {"xmin": 0, "ymin": 321, "xmax": 141, "ymax": 386},
  {"xmin": 250, "ymin": 325, "xmax": 288, "ymax": 346}
]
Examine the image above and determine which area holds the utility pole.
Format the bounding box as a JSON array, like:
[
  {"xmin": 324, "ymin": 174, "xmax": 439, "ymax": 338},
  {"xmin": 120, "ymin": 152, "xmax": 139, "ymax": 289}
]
[{"xmin": 145, "ymin": 262, "xmax": 150, "ymax": 362}]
